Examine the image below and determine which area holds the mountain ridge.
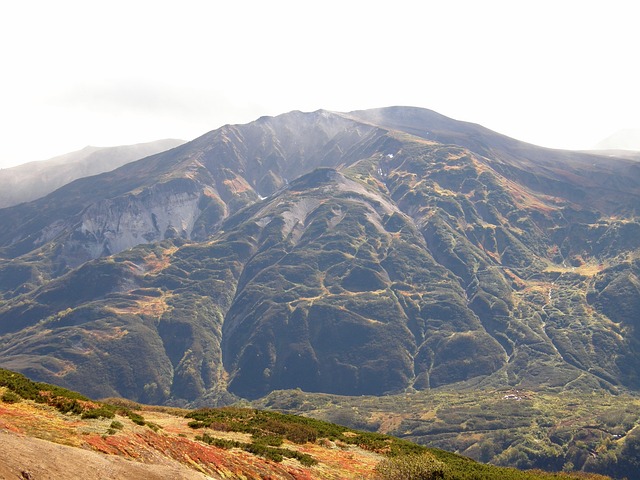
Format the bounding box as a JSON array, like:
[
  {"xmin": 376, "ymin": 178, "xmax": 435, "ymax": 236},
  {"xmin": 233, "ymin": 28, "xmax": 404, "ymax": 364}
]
[{"xmin": 0, "ymin": 139, "xmax": 185, "ymax": 208}]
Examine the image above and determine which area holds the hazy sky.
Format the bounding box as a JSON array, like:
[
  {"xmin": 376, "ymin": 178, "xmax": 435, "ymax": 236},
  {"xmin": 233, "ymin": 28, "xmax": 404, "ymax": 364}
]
[{"xmin": 1, "ymin": 0, "xmax": 638, "ymax": 168}]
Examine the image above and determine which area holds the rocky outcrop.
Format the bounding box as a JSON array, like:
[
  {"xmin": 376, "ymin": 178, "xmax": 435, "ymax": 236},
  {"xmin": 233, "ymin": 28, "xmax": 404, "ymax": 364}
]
[{"xmin": 76, "ymin": 180, "xmax": 203, "ymax": 257}]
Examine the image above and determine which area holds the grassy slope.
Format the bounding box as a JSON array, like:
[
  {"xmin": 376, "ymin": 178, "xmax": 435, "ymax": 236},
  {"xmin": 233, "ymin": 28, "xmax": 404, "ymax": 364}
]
[
  {"xmin": 253, "ymin": 387, "xmax": 640, "ymax": 478},
  {"xmin": 0, "ymin": 368, "xmax": 609, "ymax": 480}
]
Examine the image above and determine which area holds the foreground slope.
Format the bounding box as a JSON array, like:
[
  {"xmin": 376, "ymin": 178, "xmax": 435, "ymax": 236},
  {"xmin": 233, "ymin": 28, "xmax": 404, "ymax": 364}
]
[
  {"xmin": 0, "ymin": 368, "xmax": 609, "ymax": 480},
  {"xmin": 0, "ymin": 107, "xmax": 639, "ymax": 408}
]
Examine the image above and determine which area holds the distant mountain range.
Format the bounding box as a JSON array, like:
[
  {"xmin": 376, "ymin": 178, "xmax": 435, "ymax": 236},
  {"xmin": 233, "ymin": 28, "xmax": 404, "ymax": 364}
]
[
  {"xmin": 593, "ymin": 129, "xmax": 640, "ymax": 151},
  {"xmin": 0, "ymin": 106, "xmax": 638, "ymax": 411},
  {"xmin": 0, "ymin": 139, "xmax": 185, "ymax": 208}
]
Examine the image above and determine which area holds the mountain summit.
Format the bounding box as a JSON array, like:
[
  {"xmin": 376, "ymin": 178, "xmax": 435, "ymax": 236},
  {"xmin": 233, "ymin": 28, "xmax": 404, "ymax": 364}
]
[{"xmin": 0, "ymin": 107, "xmax": 639, "ymax": 406}]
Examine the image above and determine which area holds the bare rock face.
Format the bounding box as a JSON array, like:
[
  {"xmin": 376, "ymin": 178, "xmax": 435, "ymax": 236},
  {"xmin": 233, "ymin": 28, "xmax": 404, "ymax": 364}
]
[
  {"xmin": 76, "ymin": 181, "xmax": 203, "ymax": 257},
  {"xmin": 0, "ymin": 107, "xmax": 639, "ymax": 405},
  {"xmin": 19, "ymin": 179, "xmax": 217, "ymax": 269}
]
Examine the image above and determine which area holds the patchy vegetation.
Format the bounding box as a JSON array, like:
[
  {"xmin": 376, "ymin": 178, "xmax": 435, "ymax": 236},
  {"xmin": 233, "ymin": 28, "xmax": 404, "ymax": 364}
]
[
  {"xmin": 186, "ymin": 406, "xmax": 426, "ymax": 458},
  {"xmin": 254, "ymin": 387, "xmax": 640, "ymax": 478},
  {"xmin": 0, "ymin": 369, "xmax": 610, "ymax": 479},
  {"xmin": 0, "ymin": 368, "xmax": 150, "ymax": 426},
  {"xmin": 374, "ymin": 452, "xmax": 447, "ymax": 480}
]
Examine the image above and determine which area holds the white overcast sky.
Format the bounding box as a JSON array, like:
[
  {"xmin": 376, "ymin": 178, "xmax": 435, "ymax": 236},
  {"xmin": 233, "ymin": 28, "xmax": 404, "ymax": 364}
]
[{"xmin": 0, "ymin": 0, "xmax": 638, "ymax": 168}]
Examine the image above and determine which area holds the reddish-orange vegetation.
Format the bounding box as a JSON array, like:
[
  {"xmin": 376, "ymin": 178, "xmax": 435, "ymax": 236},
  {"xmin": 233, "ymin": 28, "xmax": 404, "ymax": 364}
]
[
  {"xmin": 0, "ymin": 393, "xmax": 383, "ymax": 479},
  {"xmin": 223, "ymin": 176, "xmax": 252, "ymax": 194},
  {"xmin": 106, "ymin": 294, "xmax": 171, "ymax": 317},
  {"xmin": 141, "ymin": 246, "xmax": 179, "ymax": 274}
]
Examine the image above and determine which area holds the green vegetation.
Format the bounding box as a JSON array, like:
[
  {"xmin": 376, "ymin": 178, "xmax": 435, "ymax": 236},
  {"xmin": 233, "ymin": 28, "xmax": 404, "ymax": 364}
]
[
  {"xmin": 186, "ymin": 406, "xmax": 425, "ymax": 456},
  {"xmin": 253, "ymin": 388, "xmax": 639, "ymax": 478},
  {"xmin": 374, "ymin": 452, "xmax": 447, "ymax": 480},
  {"xmin": 126, "ymin": 411, "xmax": 146, "ymax": 425},
  {"xmin": 0, "ymin": 368, "xmax": 152, "ymax": 427},
  {"xmin": 0, "ymin": 367, "xmax": 614, "ymax": 478},
  {"xmin": 186, "ymin": 406, "xmax": 427, "ymax": 467},
  {"xmin": 187, "ymin": 409, "xmax": 319, "ymax": 464},
  {"xmin": 1, "ymin": 389, "xmax": 21, "ymax": 403},
  {"xmin": 195, "ymin": 431, "xmax": 317, "ymax": 466},
  {"xmin": 426, "ymin": 448, "xmax": 609, "ymax": 480},
  {"xmin": 0, "ymin": 109, "xmax": 639, "ymax": 479},
  {"xmin": 0, "ymin": 368, "xmax": 89, "ymax": 411},
  {"xmin": 187, "ymin": 406, "xmax": 608, "ymax": 478},
  {"xmin": 81, "ymin": 405, "xmax": 116, "ymax": 419},
  {"xmin": 110, "ymin": 420, "xmax": 124, "ymax": 430}
]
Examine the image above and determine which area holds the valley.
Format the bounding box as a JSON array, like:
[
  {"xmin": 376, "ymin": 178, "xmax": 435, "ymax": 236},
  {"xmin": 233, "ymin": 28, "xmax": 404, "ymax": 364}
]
[{"xmin": 254, "ymin": 386, "xmax": 640, "ymax": 477}]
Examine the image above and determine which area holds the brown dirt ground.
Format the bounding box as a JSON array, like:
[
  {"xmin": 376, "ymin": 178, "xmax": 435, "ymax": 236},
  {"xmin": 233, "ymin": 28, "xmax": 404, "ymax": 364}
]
[{"xmin": 0, "ymin": 429, "xmax": 214, "ymax": 480}]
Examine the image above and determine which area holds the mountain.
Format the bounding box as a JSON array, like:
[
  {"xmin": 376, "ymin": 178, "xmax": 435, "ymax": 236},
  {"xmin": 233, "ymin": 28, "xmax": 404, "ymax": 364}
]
[
  {"xmin": 0, "ymin": 107, "xmax": 639, "ymax": 412},
  {"xmin": 0, "ymin": 139, "xmax": 185, "ymax": 208},
  {"xmin": 593, "ymin": 129, "xmax": 640, "ymax": 151}
]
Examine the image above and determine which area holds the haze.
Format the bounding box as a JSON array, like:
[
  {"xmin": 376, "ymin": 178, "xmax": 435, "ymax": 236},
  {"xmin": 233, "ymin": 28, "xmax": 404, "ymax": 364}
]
[{"xmin": 1, "ymin": 0, "xmax": 638, "ymax": 169}]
